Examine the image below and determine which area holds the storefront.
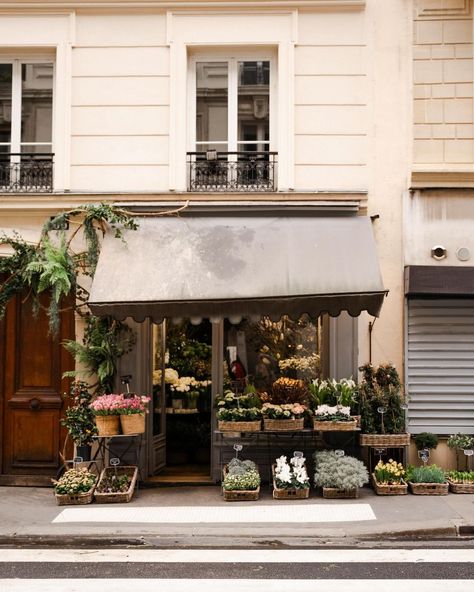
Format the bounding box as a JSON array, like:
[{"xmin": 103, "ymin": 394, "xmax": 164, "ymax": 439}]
[{"xmin": 89, "ymin": 206, "xmax": 386, "ymax": 482}]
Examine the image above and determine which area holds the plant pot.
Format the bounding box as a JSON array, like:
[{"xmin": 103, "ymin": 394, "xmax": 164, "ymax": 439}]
[
  {"xmin": 95, "ymin": 415, "xmax": 120, "ymax": 437},
  {"xmin": 76, "ymin": 445, "xmax": 92, "ymax": 461},
  {"xmin": 120, "ymin": 413, "xmax": 145, "ymax": 435}
]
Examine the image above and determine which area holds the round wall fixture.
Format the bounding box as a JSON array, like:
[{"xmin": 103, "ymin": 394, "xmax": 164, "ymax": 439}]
[
  {"xmin": 431, "ymin": 245, "xmax": 447, "ymax": 260},
  {"xmin": 456, "ymin": 247, "xmax": 471, "ymax": 262}
]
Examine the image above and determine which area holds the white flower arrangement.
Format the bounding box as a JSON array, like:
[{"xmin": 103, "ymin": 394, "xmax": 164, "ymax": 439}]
[
  {"xmin": 313, "ymin": 404, "xmax": 354, "ymax": 422},
  {"xmin": 274, "ymin": 455, "xmax": 310, "ymax": 490}
]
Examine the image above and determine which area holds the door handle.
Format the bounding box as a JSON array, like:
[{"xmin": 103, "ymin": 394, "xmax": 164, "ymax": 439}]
[{"xmin": 30, "ymin": 398, "xmax": 41, "ymax": 411}]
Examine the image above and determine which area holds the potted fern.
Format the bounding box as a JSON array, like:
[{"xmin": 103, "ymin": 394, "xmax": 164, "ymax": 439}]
[{"xmin": 314, "ymin": 450, "xmax": 369, "ymax": 498}]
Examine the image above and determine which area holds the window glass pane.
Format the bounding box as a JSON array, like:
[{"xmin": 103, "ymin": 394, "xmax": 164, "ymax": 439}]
[
  {"xmin": 224, "ymin": 315, "xmax": 322, "ymax": 395},
  {"xmin": 0, "ymin": 64, "xmax": 12, "ymax": 147},
  {"xmin": 196, "ymin": 62, "xmax": 228, "ymax": 146},
  {"xmin": 152, "ymin": 323, "xmax": 166, "ymax": 436},
  {"xmin": 21, "ymin": 63, "xmax": 53, "ymax": 144},
  {"xmin": 238, "ymin": 61, "xmax": 269, "ymax": 152}
]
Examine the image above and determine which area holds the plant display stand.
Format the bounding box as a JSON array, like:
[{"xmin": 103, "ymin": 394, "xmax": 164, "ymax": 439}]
[
  {"xmin": 408, "ymin": 481, "xmax": 449, "ymax": 496},
  {"xmin": 447, "ymin": 480, "xmax": 474, "ymax": 494},
  {"xmin": 322, "ymin": 487, "xmax": 358, "ymax": 499},
  {"xmin": 372, "ymin": 474, "xmax": 407, "ymax": 496},
  {"xmin": 94, "ymin": 466, "xmax": 138, "ymax": 503}
]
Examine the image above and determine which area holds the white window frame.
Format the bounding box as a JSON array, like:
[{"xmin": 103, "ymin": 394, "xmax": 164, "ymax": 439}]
[
  {"xmin": 0, "ymin": 58, "xmax": 55, "ymax": 159},
  {"xmin": 188, "ymin": 51, "xmax": 277, "ymax": 155}
]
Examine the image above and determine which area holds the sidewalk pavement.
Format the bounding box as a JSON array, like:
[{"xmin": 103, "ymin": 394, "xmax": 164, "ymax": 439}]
[{"xmin": 0, "ymin": 484, "xmax": 473, "ymax": 545}]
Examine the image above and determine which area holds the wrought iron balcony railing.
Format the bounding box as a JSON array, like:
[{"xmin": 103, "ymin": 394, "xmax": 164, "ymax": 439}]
[
  {"xmin": 187, "ymin": 151, "xmax": 277, "ymax": 192},
  {"xmin": 0, "ymin": 153, "xmax": 54, "ymax": 193}
]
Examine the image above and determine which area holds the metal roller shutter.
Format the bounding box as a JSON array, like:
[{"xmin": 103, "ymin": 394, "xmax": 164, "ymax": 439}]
[{"xmin": 407, "ymin": 298, "xmax": 474, "ymax": 435}]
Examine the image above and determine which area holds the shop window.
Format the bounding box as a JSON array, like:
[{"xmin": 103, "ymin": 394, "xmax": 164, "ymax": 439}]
[
  {"xmin": 0, "ymin": 60, "xmax": 54, "ymax": 192},
  {"xmin": 188, "ymin": 57, "xmax": 277, "ymax": 192}
]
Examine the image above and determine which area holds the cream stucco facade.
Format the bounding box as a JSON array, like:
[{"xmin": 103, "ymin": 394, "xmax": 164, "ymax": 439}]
[{"xmin": 1, "ymin": 0, "xmax": 474, "ymax": 476}]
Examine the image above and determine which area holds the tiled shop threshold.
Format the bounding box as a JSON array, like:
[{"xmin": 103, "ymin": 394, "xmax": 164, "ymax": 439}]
[{"xmin": 52, "ymin": 504, "xmax": 376, "ymax": 524}]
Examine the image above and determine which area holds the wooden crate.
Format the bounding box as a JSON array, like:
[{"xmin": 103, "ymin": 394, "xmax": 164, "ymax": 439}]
[{"xmin": 94, "ymin": 466, "xmax": 138, "ymax": 504}]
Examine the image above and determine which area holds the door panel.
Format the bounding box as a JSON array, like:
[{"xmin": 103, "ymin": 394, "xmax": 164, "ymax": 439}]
[{"xmin": 1, "ymin": 292, "xmax": 74, "ymax": 484}]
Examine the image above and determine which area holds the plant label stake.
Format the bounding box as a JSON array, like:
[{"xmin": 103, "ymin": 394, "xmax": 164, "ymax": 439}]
[
  {"xmin": 418, "ymin": 448, "xmax": 430, "ymax": 466},
  {"xmin": 233, "ymin": 444, "xmax": 243, "ymax": 459},
  {"xmin": 335, "ymin": 449, "xmax": 345, "ymax": 458},
  {"xmin": 400, "ymin": 403, "xmax": 408, "ymax": 432},
  {"xmin": 110, "ymin": 457, "xmax": 120, "ymax": 481},
  {"xmin": 293, "ymin": 450, "xmax": 304, "ymax": 459},
  {"xmin": 73, "ymin": 456, "xmax": 83, "ymax": 468},
  {"xmin": 377, "ymin": 406, "xmax": 387, "ymax": 434},
  {"xmin": 375, "ymin": 447, "xmax": 387, "ymax": 462},
  {"xmin": 464, "ymin": 449, "xmax": 473, "ymax": 471}
]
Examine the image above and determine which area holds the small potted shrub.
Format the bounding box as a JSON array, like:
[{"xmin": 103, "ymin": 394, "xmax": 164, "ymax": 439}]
[
  {"xmin": 406, "ymin": 465, "xmax": 448, "ymax": 495},
  {"xmin": 216, "ymin": 391, "xmax": 262, "ymax": 432},
  {"xmin": 89, "ymin": 394, "xmax": 123, "ymax": 436},
  {"xmin": 61, "ymin": 381, "xmax": 98, "ymax": 460},
  {"xmin": 372, "ymin": 459, "xmax": 407, "ymax": 495},
  {"xmin": 118, "ymin": 395, "xmax": 150, "ymax": 435},
  {"xmin": 272, "ymin": 454, "xmax": 310, "ymax": 499},
  {"xmin": 222, "ymin": 458, "xmax": 260, "ymax": 501},
  {"xmin": 314, "ymin": 450, "xmax": 369, "ymax": 498},
  {"xmin": 52, "ymin": 467, "xmax": 97, "ymax": 506},
  {"xmin": 414, "ymin": 432, "xmax": 439, "ymax": 453}
]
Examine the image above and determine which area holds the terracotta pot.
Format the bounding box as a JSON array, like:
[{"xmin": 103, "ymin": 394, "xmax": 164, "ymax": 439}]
[
  {"xmin": 95, "ymin": 415, "xmax": 120, "ymax": 437},
  {"xmin": 120, "ymin": 413, "xmax": 145, "ymax": 435}
]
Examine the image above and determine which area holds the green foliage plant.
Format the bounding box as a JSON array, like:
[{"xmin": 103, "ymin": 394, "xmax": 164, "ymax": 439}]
[
  {"xmin": 96, "ymin": 472, "xmax": 132, "ymax": 493},
  {"xmin": 414, "ymin": 432, "xmax": 439, "ymax": 451},
  {"xmin": 61, "ymin": 381, "xmax": 98, "ymax": 446},
  {"xmin": 313, "ymin": 450, "xmax": 369, "ymax": 489},
  {"xmin": 447, "ymin": 434, "xmax": 474, "ymax": 451},
  {"xmin": 406, "ymin": 464, "xmax": 446, "ymax": 484},
  {"xmin": 358, "ymin": 363, "xmax": 405, "ymax": 434},
  {"xmin": 223, "ymin": 458, "xmax": 260, "ymax": 491},
  {"xmin": 52, "ymin": 467, "xmax": 96, "ymax": 495},
  {"xmin": 446, "ymin": 470, "xmax": 474, "ymax": 484}
]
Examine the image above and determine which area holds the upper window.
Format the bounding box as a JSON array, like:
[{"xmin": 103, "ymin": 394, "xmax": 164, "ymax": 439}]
[
  {"xmin": 0, "ymin": 60, "xmax": 54, "ymax": 192},
  {"xmin": 189, "ymin": 57, "xmax": 276, "ymax": 192}
]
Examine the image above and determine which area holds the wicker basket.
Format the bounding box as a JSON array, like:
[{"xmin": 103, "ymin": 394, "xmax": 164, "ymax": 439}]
[
  {"xmin": 263, "ymin": 418, "xmax": 304, "ymax": 431},
  {"xmin": 322, "ymin": 487, "xmax": 358, "ymax": 499},
  {"xmin": 408, "ymin": 481, "xmax": 449, "ymax": 496},
  {"xmin": 447, "ymin": 479, "xmax": 474, "ymax": 494},
  {"xmin": 55, "ymin": 481, "xmax": 96, "ymax": 506},
  {"xmin": 94, "ymin": 466, "xmax": 138, "ymax": 503},
  {"xmin": 272, "ymin": 465, "xmax": 310, "ymax": 499},
  {"xmin": 313, "ymin": 419, "xmax": 358, "ymax": 432},
  {"xmin": 359, "ymin": 433, "xmax": 411, "ymax": 447},
  {"xmin": 120, "ymin": 413, "xmax": 145, "ymax": 435},
  {"xmin": 372, "ymin": 474, "xmax": 408, "ymax": 496},
  {"xmin": 222, "ymin": 465, "xmax": 260, "ymax": 501},
  {"xmin": 218, "ymin": 420, "xmax": 261, "ymax": 432},
  {"xmin": 95, "ymin": 415, "xmax": 121, "ymax": 437}
]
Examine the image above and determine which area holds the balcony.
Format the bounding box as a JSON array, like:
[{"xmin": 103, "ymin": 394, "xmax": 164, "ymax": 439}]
[
  {"xmin": 0, "ymin": 153, "xmax": 54, "ymax": 193},
  {"xmin": 187, "ymin": 151, "xmax": 277, "ymax": 192}
]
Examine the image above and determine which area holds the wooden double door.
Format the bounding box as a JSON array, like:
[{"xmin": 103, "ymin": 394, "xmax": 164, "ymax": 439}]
[{"xmin": 0, "ymin": 292, "xmax": 74, "ymax": 485}]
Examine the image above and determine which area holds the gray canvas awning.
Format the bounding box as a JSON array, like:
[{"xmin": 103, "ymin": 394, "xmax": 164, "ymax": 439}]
[{"xmin": 88, "ymin": 215, "xmax": 386, "ymax": 323}]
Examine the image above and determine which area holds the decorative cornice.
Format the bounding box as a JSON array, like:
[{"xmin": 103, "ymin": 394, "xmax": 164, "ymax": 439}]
[
  {"xmin": 416, "ymin": 0, "xmax": 471, "ymax": 20},
  {"xmin": 0, "ymin": 0, "xmax": 366, "ymax": 10},
  {"xmin": 411, "ymin": 170, "xmax": 474, "ymax": 189}
]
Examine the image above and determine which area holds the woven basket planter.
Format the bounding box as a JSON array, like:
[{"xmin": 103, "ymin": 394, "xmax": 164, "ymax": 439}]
[
  {"xmin": 218, "ymin": 420, "xmax": 261, "ymax": 432},
  {"xmin": 120, "ymin": 413, "xmax": 145, "ymax": 435},
  {"xmin": 272, "ymin": 465, "xmax": 309, "ymax": 499},
  {"xmin": 359, "ymin": 433, "xmax": 411, "ymax": 447},
  {"xmin": 313, "ymin": 419, "xmax": 358, "ymax": 432},
  {"xmin": 94, "ymin": 466, "xmax": 138, "ymax": 504},
  {"xmin": 322, "ymin": 487, "xmax": 358, "ymax": 499},
  {"xmin": 372, "ymin": 474, "xmax": 408, "ymax": 496},
  {"xmin": 55, "ymin": 481, "xmax": 96, "ymax": 506},
  {"xmin": 222, "ymin": 465, "xmax": 260, "ymax": 501},
  {"xmin": 408, "ymin": 481, "xmax": 449, "ymax": 496},
  {"xmin": 447, "ymin": 479, "xmax": 474, "ymax": 494},
  {"xmin": 95, "ymin": 415, "xmax": 121, "ymax": 437},
  {"xmin": 263, "ymin": 418, "xmax": 304, "ymax": 432}
]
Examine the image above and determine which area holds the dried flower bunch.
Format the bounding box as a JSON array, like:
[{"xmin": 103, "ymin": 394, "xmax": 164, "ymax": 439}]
[
  {"xmin": 374, "ymin": 459, "xmax": 406, "ymax": 485},
  {"xmin": 52, "ymin": 467, "xmax": 96, "ymax": 495},
  {"xmin": 313, "ymin": 450, "xmax": 369, "ymax": 490},
  {"xmin": 270, "ymin": 377, "xmax": 309, "ymax": 405},
  {"xmin": 223, "ymin": 458, "xmax": 260, "ymax": 491},
  {"xmin": 274, "ymin": 455, "xmax": 310, "ymax": 490},
  {"xmin": 261, "ymin": 402, "xmax": 306, "ymax": 419}
]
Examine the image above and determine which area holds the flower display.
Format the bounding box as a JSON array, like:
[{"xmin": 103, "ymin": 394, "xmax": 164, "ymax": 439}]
[
  {"xmin": 217, "ymin": 407, "xmax": 262, "ymax": 422},
  {"xmin": 278, "ymin": 353, "xmax": 320, "ymax": 380},
  {"xmin": 309, "ymin": 378, "xmax": 357, "ymax": 408},
  {"xmin": 374, "ymin": 459, "xmax": 406, "ymax": 485},
  {"xmin": 313, "ymin": 404, "xmax": 353, "ymax": 422},
  {"xmin": 274, "ymin": 455, "xmax": 310, "ymax": 490},
  {"xmin": 270, "ymin": 377, "xmax": 309, "ymax": 405},
  {"xmin": 261, "ymin": 402, "xmax": 306, "ymax": 419},
  {"xmin": 117, "ymin": 395, "xmax": 151, "ymax": 415},
  {"xmin": 223, "ymin": 458, "xmax": 260, "ymax": 491},
  {"xmin": 52, "ymin": 467, "xmax": 96, "ymax": 495},
  {"xmin": 89, "ymin": 394, "xmax": 124, "ymax": 416}
]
